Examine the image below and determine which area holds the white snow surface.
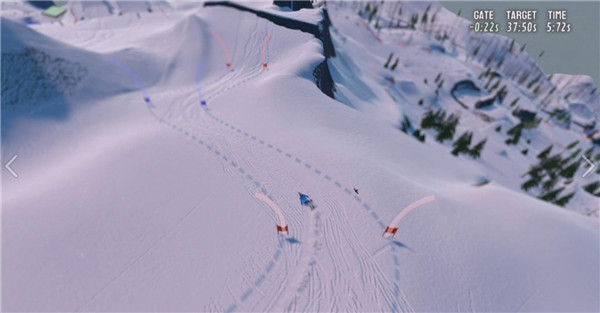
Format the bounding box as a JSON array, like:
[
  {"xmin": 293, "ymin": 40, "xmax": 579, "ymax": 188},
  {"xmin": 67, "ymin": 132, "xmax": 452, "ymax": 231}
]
[{"xmin": 2, "ymin": 1, "xmax": 599, "ymax": 312}]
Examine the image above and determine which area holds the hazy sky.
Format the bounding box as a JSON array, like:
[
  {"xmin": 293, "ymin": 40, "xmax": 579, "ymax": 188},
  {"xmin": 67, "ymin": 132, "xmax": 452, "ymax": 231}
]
[{"xmin": 440, "ymin": 1, "xmax": 599, "ymax": 84}]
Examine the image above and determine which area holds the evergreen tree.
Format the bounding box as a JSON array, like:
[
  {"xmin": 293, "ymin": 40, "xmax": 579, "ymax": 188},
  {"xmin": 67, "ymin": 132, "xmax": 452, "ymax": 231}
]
[
  {"xmin": 566, "ymin": 148, "xmax": 582, "ymax": 164},
  {"xmin": 410, "ymin": 14, "xmax": 418, "ymax": 29},
  {"xmin": 483, "ymin": 67, "xmax": 491, "ymax": 78},
  {"xmin": 520, "ymin": 43, "xmax": 526, "ymax": 52},
  {"xmin": 583, "ymin": 181, "xmax": 600, "ymax": 195},
  {"xmin": 436, "ymin": 114, "xmax": 459, "ymax": 143},
  {"xmin": 489, "ymin": 80, "xmax": 500, "ymax": 91},
  {"xmin": 390, "ymin": 58, "xmax": 399, "ymax": 70},
  {"xmin": 421, "ymin": 111, "xmax": 433, "ymax": 128},
  {"xmin": 400, "ymin": 116, "xmax": 412, "ymax": 133},
  {"xmin": 540, "ymin": 154, "xmax": 562, "ymax": 173},
  {"xmin": 485, "ymin": 76, "xmax": 494, "ymax": 89},
  {"xmin": 421, "ymin": 110, "xmax": 436, "ymax": 129},
  {"xmin": 522, "ymin": 166, "xmax": 544, "ymax": 192},
  {"xmin": 527, "ymin": 74, "xmax": 541, "ymax": 89},
  {"xmin": 413, "ymin": 129, "xmax": 426, "ymax": 142},
  {"xmin": 559, "ymin": 161, "xmax": 579, "ymax": 180},
  {"xmin": 521, "ymin": 177, "xmax": 540, "ymax": 191},
  {"xmin": 497, "ymin": 57, "xmax": 504, "ymax": 68},
  {"xmin": 537, "ymin": 145, "xmax": 553, "ymax": 160},
  {"xmin": 521, "ymin": 149, "xmax": 528, "ymax": 155},
  {"xmin": 505, "ymin": 123, "xmax": 523, "ymax": 145},
  {"xmin": 541, "ymin": 175, "xmax": 559, "ymax": 191},
  {"xmin": 527, "ymin": 166, "xmax": 543, "ymax": 179},
  {"xmin": 497, "ymin": 85, "xmax": 508, "ymax": 100},
  {"xmin": 451, "ymin": 132, "xmax": 472, "ymax": 156},
  {"xmin": 433, "ymin": 110, "xmax": 447, "ymax": 130},
  {"xmin": 368, "ymin": 5, "xmax": 378, "ymax": 22},
  {"xmin": 554, "ymin": 192, "xmax": 575, "ymax": 207},
  {"xmin": 539, "ymin": 187, "xmax": 564, "ymax": 202},
  {"xmin": 468, "ymin": 138, "xmax": 487, "ymax": 159},
  {"xmin": 384, "ymin": 53, "xmax": 393, "ymax": 68}
]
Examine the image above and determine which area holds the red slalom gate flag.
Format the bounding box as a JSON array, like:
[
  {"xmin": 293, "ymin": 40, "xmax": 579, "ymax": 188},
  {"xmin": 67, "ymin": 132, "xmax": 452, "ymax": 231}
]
[
  {"xmin": 383, "ymin": 226, "xmax": 398, "ymax": 237},
  {"xmin": 277, "ymin": 225, "xmax": 288, "ymax": 233}
]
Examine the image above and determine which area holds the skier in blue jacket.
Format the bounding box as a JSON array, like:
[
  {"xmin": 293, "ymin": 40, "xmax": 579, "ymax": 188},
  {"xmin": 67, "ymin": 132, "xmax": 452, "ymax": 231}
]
[{"xmin": 298, "ymin": 192, "xmax": 315, "ymax": 210}]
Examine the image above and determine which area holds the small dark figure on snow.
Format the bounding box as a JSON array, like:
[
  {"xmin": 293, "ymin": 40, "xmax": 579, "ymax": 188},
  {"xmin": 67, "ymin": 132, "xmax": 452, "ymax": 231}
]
[{"xmin": 353, "ymin": 188, "xmax": 359, "ymax": 194}]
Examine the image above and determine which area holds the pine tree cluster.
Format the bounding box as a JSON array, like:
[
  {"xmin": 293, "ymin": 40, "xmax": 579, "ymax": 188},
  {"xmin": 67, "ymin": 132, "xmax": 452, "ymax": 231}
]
[
  {"xmin": 420, "ymin": 109, "xmax": 459, "ymax": 143},
  {"xmin": 520, "ymin": 144, "xmax": 591, "ymax": 207},
  {"xmin": 505, "ymin": 123, "xmax": 523, "ymax": 145},
  {"xmin": 451, "ymin": 132, "xmax": 487, "ymax": 159}
]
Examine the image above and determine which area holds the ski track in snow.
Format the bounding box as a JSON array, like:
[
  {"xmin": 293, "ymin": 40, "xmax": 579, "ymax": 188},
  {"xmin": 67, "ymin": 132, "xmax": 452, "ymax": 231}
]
[
  {"xmin": 107, "ymin": 55, "xmax": 294, "ymax": 312},
  {"xmin": 192, "ymin": 46, "xmax": 413, "ymax": 310},
  {"xmin": 158, "ymin": 115, "xmax": 291, "ymax": 313},
  {"xmin": 201, "ymin": 109, "xmax": 415, "ymax": 313},
  {"xmin": 110, "ymin": 16, "xmax": 415, "ymax": 312},
  {"xmin": 163, "ymin": 73, "xmax": 414, "ymax": 312}
]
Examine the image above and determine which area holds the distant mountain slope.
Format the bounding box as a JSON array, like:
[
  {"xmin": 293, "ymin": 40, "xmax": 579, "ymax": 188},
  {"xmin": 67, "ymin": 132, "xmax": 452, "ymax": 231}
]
[
  {"xmin": 327, "ymin": 1, "xmax": 600, "ymax": 215},
  {"xmin": 1, "ymin": 17, "xmax": 162, "ymax": 139}
]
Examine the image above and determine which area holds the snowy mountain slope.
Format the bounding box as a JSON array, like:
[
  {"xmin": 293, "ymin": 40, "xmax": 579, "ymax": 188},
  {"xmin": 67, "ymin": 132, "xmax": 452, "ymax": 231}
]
[
  {"xmin": 2, "ymin": 1, "xmax": 599, "ymax": 312},
  {"xmin": 0, "ymin": 16, "xmax": 163, "ymax": 142},
  {"xmin": 327, "ymin": 1, "xmax": 600, "ymax": 215}
]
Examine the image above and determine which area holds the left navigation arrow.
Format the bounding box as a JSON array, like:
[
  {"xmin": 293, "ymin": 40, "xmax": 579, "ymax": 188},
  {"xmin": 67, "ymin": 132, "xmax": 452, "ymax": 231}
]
[{"xmin": 5, "ymin": 154, "xmax": 18, "ymax": 178}]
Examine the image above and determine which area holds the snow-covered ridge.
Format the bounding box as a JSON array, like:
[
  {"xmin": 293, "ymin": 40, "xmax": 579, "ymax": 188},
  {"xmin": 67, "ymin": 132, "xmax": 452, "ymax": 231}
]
[{"xmin": 204, "ymin": 0, "xmax": 337, "ymax": 97}]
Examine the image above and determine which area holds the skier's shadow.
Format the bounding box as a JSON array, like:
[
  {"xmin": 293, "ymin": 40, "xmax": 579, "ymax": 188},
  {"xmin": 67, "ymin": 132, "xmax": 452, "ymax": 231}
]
[
  {"xmin": 285, "ymin": 237, "xmax": 301, "ymax": 244},
  {"xmin": 391, "ymin": 240, "xmax": 414, "ymax": 252}
]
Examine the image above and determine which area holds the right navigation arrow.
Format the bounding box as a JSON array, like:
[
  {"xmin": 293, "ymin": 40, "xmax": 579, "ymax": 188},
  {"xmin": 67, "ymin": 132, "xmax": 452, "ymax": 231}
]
[{"xmin": 582, "ymin": 155, "xmax": 595, "ymax": 178}]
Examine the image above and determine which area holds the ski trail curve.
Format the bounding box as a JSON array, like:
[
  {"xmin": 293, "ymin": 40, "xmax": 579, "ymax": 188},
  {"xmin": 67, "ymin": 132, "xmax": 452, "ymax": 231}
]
[
  {"xmin": 389, "ymin": 195, "xmax": 436, "ymax": 229},
  {"xmin": 255, "ymin": 192, "xmax": 287, "ymax": 230},
  {"xmin": 158, "ymin": 46, "xmax": 417, "ymax": 311},
  {"xmin": 261, "ymin": 32, "xmax": 272, "ymax": 68},
  {"xmin": 108, "ymin": 57, "xmax": 294, "ymax": 312},
  {"xmin": 193, "ymin": 83, "xmax": 416, "ymax": 312},
  {"xmin": 211, "ymin": 30, "xmax": 232, "ymax": 69},
  {"xmin": 148, "ymin": 20, "xmax": 417, "ymax": 311}
]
